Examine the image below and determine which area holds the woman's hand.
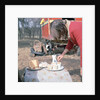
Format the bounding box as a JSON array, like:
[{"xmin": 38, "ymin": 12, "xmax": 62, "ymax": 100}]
[
  {"xmin": 57, "ymin": 49, "xmax": 69, "ymax": 62},
  {"xmin": 57, "ymin": 54, "xmax": 64, "ymax": 61}
]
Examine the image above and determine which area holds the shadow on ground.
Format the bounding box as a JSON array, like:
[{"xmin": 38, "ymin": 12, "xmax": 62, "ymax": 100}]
[
  {"xmin": 68, "ymin": 69, "xmax": 82, "ymax": 82},
  {"xmin": 18, "ymin": 67, "xmax": 26, "ymax": 82},
  {"xmin": 18, "ymin": 41, "xmax": 31, "ymax": 48},
  {"xmin": 61, "ymin": 57, "xmax": 82, "ymax": 82}
]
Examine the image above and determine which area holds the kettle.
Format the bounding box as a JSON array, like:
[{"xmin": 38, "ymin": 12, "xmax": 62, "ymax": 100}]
[{"xmin": 52, "ymin": 55, "xmax": 57, "ymax": 63}]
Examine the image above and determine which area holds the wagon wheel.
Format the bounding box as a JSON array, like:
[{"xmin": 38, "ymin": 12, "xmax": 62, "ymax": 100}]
[
  {"xmin": 45, "ymin": 40, "xmax": 54, "ymax": 55},
  {"xmin": 30, "ymin": 52, "xmax": 35, "ymax": 57}
]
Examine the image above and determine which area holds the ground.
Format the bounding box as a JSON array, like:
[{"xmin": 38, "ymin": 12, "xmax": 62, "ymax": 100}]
[{"xmin": 18, "ymin": 39, "xmax": 82, "ymax": 82}]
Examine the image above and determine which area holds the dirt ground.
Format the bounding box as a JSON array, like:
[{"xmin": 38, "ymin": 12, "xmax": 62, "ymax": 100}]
[{"xmin": 18, "ymin": 40, "xmax": 82, "ymax": 82}]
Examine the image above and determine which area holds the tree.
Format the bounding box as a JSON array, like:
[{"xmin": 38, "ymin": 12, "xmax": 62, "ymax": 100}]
[
  {"xmin": 18, "ymin": 18, "xmax": 25, "ymax": 39},
  {"xmin": 18, "ymin": 18, "xmax": 41, "ymax": 40}
]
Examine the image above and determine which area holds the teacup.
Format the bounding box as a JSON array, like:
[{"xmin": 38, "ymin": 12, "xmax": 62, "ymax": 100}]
[
  {"xmin": 47, "ymin": 64, "xmax": 52, "ymax": 70},
  {"xmin": 57, "ymin": 62, "xmax": 61, "ymax": 69},
  {"xmin": 53, "ymin": 64, "xmax": 58, "ymax": 70}
]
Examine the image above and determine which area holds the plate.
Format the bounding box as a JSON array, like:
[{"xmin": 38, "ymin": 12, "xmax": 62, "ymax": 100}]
[
  {"xmin": 26, "ymin": 67, "xmax": 43, "ymax": 71},
  {"xmin": 46, "ymin": 66, "xmax": 64, "ymax": 71},
  {"xmin": 39, "ymin": 62, "xmax": 48, "ymax": 68}
]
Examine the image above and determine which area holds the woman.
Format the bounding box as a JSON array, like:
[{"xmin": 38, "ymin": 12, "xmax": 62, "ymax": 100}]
[{"xmin": 50, "ymin": 19, "xmax": 82, "ymax": 76}]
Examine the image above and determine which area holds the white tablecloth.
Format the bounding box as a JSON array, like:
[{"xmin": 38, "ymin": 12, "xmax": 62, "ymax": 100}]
[{"xmin": 24, "ymin": 67, "xmax": 72, "ymax": 82}]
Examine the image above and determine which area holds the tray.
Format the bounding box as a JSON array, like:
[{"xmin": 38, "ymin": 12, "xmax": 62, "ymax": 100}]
[{"xmin": 26, "ymin": 67, "xmax": 43, "ymax": 71}]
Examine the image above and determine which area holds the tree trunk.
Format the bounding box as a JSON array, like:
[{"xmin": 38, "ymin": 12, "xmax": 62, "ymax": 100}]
[
  {"xmin": 39, "ymin": 27, "xmax": 42, "ymax": 40},
  {"xmin": 22, "ymin": 19, "xmax": 24, "ymax": 39}
]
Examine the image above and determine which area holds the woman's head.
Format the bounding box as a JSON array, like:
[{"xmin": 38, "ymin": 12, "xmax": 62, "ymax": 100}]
[{"xmin": 50, "ymin": 19, "xmax": 68, "ymax": 40}]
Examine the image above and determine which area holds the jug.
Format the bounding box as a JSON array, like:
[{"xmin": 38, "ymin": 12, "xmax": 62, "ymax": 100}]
[{"xmin": 52, "ymin": 55, "xmax": 57, "ymax": 63}]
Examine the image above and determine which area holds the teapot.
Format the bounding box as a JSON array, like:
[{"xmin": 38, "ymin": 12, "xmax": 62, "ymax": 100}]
[{"xmin": 52, "ymin": 55, "xmax": 57, "ymax": 63}]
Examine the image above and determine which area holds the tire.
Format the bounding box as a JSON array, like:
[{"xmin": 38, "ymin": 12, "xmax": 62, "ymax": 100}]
[{"xmin": 30, "ymin": 52, "xmax": 35, "ymax": 57}]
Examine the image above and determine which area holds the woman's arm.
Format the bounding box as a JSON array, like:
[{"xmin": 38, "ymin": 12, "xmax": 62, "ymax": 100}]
[
  {"xmin": 57, "ymin": 39, "xmax": 74, "ymax": 61},
  {"xmin": 65, "ymin": 39, "xmax": 74, "ymax": 51},
  {"xmin": 62, "ymin": 48, "xmax": 69, "ymax": 56}
]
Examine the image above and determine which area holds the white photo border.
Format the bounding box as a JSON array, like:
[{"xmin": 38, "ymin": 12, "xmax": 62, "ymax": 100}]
[{"xmin": 5, "ymin": 5, "xmax": 95, "ymax": 95}]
